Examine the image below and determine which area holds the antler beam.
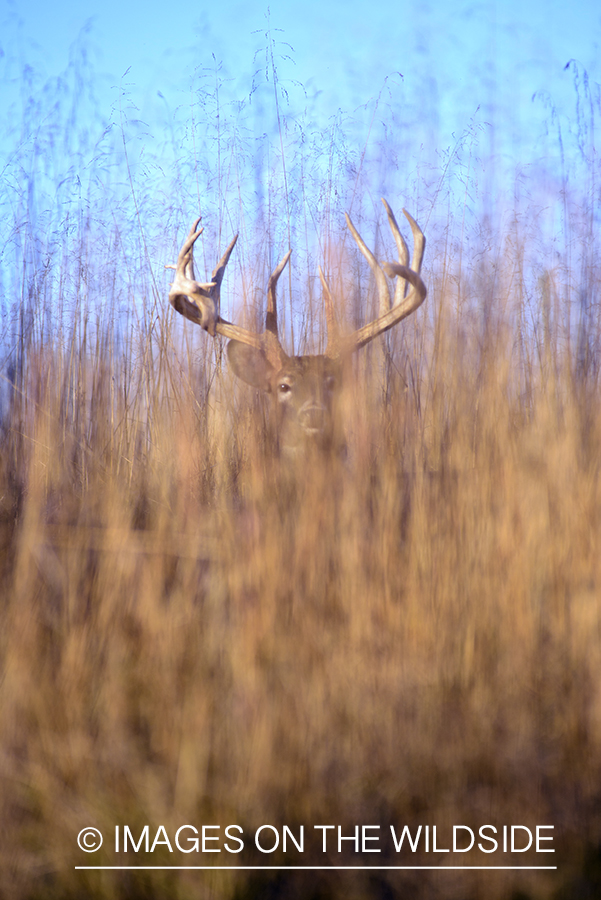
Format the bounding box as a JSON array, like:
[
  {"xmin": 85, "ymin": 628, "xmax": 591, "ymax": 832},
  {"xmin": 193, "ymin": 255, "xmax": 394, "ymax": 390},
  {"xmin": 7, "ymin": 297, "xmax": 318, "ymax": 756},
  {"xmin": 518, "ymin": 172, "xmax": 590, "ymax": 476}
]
[{"xmin": 324, "ymin": 199, "xmax": 427, "ymax": 356}]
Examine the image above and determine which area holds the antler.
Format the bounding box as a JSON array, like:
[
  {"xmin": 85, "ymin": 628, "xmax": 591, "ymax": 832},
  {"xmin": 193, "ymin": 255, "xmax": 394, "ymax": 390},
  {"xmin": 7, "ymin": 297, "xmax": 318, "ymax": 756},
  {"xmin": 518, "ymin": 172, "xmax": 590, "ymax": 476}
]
[
  {"xmin": 323, "ymin": 199, "xmax": 427, "ymax": 356},
  {"xmin": 167, "ymin": 218, "xmax": 290, "ymax": 367},
  {"xmin": 168, "ymin": 201, "xmax": 426, "ymax": 364}
]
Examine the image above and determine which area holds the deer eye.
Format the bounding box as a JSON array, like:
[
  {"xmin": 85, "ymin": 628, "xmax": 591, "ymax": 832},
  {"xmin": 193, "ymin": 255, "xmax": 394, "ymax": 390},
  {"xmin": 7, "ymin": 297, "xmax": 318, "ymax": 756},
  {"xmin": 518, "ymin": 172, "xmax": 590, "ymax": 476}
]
[
  {"xmin": 325, "ymin": 375, "xmax": 337, "ymax": 391},
  {"xmin": 278, "ymin": 382, "xmax": 292, "ymax": 394}
]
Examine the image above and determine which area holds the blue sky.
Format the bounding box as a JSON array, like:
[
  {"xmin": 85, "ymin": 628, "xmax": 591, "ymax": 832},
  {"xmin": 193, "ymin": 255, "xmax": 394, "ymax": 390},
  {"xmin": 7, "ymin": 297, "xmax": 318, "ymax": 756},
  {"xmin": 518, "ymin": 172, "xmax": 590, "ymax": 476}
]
[
  {"xmin": 1, "ymin": 0, "xmax": 600, "ymax": 301},
  {"xmin": 3, "ymin": 0, "xmax": 600, "ymax": 151}
]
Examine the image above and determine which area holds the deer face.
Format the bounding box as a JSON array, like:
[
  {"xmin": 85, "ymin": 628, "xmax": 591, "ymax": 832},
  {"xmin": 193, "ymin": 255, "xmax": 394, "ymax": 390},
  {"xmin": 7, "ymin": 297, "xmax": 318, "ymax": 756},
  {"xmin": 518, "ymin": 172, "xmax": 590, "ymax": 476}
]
[
  {"xmin": 168, "ymin": 199, "xmax": 426, "ymax": 457},
  {"xmin": 227, "ymin": 341, "xmax": 344, "ymax": 453}
]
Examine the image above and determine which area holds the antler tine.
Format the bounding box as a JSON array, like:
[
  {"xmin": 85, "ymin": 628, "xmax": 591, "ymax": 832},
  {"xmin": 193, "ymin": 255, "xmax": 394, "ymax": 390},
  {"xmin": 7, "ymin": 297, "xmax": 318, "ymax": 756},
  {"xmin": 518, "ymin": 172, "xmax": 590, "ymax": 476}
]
[
  {"xmin": 265, "ymin": 251, "xmax": 292, "ymax": 367},
  {"xmin": 401, "ymin": 208, "xmax": 426, "ymax": 275},
  {"xmin": 381, "ymin": 198, "xmax": 409, "ymax": 307},
  {"xmin": 344, "ymin": 212, "xmax": 391, "ymax": 318}
]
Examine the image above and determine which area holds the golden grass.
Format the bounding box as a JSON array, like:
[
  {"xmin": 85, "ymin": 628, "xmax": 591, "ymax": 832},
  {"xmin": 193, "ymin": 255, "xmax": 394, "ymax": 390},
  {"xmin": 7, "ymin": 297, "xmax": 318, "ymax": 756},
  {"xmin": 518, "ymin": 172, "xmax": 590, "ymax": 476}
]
[{"xmin": 1, "ymin": 257, "xmax": 600, "ymax": 900}]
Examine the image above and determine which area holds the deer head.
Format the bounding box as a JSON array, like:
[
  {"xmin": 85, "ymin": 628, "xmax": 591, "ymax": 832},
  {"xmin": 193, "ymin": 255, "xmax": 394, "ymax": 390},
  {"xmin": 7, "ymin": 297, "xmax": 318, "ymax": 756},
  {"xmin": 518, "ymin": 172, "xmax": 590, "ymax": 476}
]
[{"xmin": 167, "ymin": 200, "xmax": 426, "ymax": 455}]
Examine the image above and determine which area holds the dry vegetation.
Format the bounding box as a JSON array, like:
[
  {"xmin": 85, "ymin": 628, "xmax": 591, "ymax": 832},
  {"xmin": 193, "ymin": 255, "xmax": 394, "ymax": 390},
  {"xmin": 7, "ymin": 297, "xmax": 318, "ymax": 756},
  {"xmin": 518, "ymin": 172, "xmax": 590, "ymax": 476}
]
[
  {"xmin": 0, "ymin": 40, "xmax": 600, "ymax": 900},
  {"xmin": 1, "ymin": 230, "xmax": 600, "ymax": 900}
]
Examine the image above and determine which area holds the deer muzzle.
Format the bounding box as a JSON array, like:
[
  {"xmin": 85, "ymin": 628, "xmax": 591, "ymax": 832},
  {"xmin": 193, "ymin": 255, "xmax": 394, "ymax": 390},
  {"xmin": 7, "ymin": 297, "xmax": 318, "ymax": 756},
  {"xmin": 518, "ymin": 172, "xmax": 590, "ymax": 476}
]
[{"xmin": 298, "ymin": 401, "xmax": 329, "ymax": 435}]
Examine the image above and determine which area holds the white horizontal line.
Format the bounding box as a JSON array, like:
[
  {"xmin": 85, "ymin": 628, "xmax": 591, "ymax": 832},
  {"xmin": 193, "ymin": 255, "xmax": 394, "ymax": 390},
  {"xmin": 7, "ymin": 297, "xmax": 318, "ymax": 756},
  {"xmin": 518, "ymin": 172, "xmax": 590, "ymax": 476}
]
[{"xmin": 75, "ymin": 865, "xmax": 558, "ymax": 871}]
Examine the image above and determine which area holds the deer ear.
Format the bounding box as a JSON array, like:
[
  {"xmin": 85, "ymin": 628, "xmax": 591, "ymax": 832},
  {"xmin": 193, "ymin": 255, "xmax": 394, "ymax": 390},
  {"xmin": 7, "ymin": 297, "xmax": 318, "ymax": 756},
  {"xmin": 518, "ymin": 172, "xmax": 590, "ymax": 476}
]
[{"xmin": 227, "ymin": 340, "xmax": 274, "ymax": 392}]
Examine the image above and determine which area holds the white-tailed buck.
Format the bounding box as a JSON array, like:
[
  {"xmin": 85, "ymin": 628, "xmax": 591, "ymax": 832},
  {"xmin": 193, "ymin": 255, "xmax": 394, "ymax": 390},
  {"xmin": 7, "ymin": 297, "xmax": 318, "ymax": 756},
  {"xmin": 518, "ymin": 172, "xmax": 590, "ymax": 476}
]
[{"xmin": 168, "ymin": 199, "xmax": 426, "ymax": 455}]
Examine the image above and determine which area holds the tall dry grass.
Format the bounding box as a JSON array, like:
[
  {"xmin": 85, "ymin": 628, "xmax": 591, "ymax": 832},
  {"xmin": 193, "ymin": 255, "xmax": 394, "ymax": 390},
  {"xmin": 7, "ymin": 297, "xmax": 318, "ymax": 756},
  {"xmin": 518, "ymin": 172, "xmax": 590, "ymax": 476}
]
[{"xmin": 1, "ymin": 217, "xmax": 600, "ymax": 900}]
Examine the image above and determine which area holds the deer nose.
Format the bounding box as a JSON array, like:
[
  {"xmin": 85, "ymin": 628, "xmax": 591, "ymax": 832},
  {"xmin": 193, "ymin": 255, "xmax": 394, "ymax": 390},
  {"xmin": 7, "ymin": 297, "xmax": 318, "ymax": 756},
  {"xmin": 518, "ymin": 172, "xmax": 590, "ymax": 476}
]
[{"xmin": 298, "ymin": 401, "xmax": 328, "ymax": 434}]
